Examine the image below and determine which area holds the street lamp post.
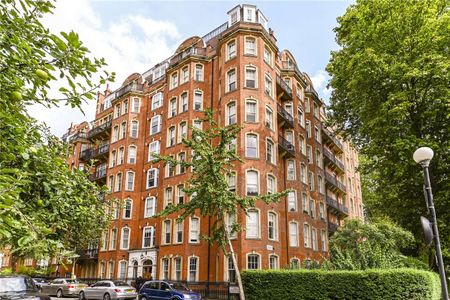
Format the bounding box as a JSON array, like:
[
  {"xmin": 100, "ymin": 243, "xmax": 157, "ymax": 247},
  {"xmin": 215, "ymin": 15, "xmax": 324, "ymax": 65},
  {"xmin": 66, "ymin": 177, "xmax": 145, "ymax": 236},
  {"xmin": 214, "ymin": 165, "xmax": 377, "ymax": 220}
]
[{"xmin": 413, "ymin": 147, "xmax": 449, "ymax": 300}]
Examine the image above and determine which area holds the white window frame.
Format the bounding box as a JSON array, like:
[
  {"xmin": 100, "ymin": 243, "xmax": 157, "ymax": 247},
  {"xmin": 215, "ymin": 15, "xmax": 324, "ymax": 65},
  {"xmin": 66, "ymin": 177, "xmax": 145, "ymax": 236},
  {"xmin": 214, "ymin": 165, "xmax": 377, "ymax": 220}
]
[
  {"xmin": 128, "ymin": 145, "xmax": 136, "ymax": 164},
  {"xmin": 289, "ymin": 221, "xmax": 299, "ymax": 247},
  {"xmin": 188, "ymin": 256, "xmax": 199, "ymax": 282},
  {"xmin": 125, "ymin": 171, "xmax": 135, "ymax": 191},
  {"xmin": 194, "ymin": 64, "xmax": 204, "ymax": 81},
  {"xmin": 148, "ymin": 140, "xmax": 160, "ymax": 161},
  {"xmin": 246, "ymin": 170, "xmax": 259, "ymax": 196},
  {"xmin": 244, "ymin": 36, "xmax": 256, "ymax": 55},
  {"xmin": 142, "ymin": 226, "xmax": 155, "ymax": 248},
  {"xmin": 267, "ymin": 211, "xmax": 278, "ymax": 241},
  {"xmin": 245, "ymin": 133, "xmax": 259, "ymax": 158},
  {"xmin": 246, "ymin": 253, "xmax": 261, "ymax": 270},
  {"xmin": 246, "ymin": 209, "xmax": 260, "ymax": 239},
  {"xmin": 120, "ymin": 227, "xmax": 130, "ymax": 250},
  {"xmin": 194, "ymin": 90, "xmax": 203, "ymax": 111},
  {"xmin": 144, "ymin": 196, "xmax": 156, "ymax": 218},
  {"xmin": 244, "ymin": 66, "xmax": 257, "ymax": 88},
  {"xmin": 226, "ymin": 101, "xmax": 237, "ymax": 125},
  {"xmin": 189, "ymin": 217, "xmax": 200, "ymax": 244},
  {"xmin": 150, "ymin": 115, "xmax": 162, "ymax": 135},
  {"xmin": 151, "ymin": 92, "xmax": 163, "ymax": 110},
  {"xmin": 227, "ymin": 40, "xmax": 236, "ymax": 60},
  {"xmin": 245, "ymin": 99, "xmax": 258, "ymax": 123},
  {"xmin": 146, "ymin": 168, "xmax": 159, "ymax": 189},
  {"xmin": 170, "ymin": 72, "xmax": 178, "ymax": 89},
  {"xmin": 226, "ymin": 69, "xmax": 237, "ymax": 92},
  {"xmin": 287, "ymin": 190, "xmax": 297, "ymax": 212}
]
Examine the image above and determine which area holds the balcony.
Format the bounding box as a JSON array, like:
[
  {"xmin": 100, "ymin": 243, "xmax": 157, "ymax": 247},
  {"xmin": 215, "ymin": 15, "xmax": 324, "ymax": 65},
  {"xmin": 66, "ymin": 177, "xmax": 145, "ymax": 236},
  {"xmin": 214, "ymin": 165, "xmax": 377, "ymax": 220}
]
[
  {"xmin": 92, "ymin": 144, "xmax": 110, "ymax": 160},
  {"xmin": 66, "ymin": 132, "xmax": 88, "ymax": 143},
  {"xmin": 323, "ymin": 148, "xmax": 345, "ymax": 174},
  {"xmin": 325, "ymin": 172, "xmax": 347, "ymax": 194},
  {"xmin": 89, "ymin": 169, "xmax": 107, "ymax": 181},
  {"xmin": 109, "ymin": 82, "xmax": 144, "ymax": 104},
  {"xmin": 277, "ymin": 103, "xmax": 294, "ymax": 128},
  {"xmin": 328, "ymin": 222, "xmax": 339, "ymax": 234},
  {"xmin": 170, "ymin": 47, "xmax": 207, "ymax": 67},
  {"xmin": 278, "ymin": 135, "xmax": 295, "ymax": 158},
  {"xmin": 79, "ymin": 149, "xmax": 93, "ymax": 161},
  {"xmin": 78, "ymin": 248, "xmax": 98, "ymax": 260},
  {"xmin": 305, "ymin": 84, "xmax": 320, "ymax": 100},
  {"xmin": 276, "ymin": 75, "xmax": 293, "ymax": 101},
  {"xmin": 326, "ymin": 196, "xmax": 349, "ymax": 218},
  {"xmin": 322, "ymin": 127, "xmax": 344, "ymax": 154},
  {"xmin": 89, "ymin": 120, "xmax": 112, "ymax": 140}
]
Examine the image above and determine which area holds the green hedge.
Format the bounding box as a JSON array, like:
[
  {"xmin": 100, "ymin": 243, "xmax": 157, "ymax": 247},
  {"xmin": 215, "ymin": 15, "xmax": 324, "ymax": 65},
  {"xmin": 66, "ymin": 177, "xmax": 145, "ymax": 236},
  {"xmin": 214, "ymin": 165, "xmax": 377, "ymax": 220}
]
[{"xmin": 242, "ymin": 268, "xmax": 441, "ymax": 300}]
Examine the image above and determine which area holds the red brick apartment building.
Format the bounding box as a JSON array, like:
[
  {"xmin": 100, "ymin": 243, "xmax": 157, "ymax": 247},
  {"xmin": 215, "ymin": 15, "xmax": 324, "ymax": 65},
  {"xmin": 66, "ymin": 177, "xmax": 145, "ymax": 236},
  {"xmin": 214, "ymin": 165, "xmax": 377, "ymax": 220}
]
[{"xmin": 0, "ymin": 4, "xmax": 363, "ymax": 282}]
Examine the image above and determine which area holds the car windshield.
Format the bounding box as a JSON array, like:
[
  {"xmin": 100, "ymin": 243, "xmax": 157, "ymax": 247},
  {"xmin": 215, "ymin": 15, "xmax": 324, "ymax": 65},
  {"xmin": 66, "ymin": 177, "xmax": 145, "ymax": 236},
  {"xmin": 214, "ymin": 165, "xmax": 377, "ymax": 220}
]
[
  {"xmin": 0, "ymin": 277, "xmax": 37, "ymax": 292},
  {"xmin": 113, "ymin": 281, "xmax": 130, "ymax": 287},
  {"xmin": 169, "ymin": 283, "xmax": 190, "ymax": 292}
]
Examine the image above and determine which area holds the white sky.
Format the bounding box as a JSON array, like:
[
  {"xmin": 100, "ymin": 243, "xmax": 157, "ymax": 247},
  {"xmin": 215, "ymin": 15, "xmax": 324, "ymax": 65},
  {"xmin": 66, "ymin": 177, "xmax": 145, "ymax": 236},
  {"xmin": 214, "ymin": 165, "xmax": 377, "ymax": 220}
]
[{"xmin": 28, "ymin": 0, "xmax": 350, "ymax": 137}]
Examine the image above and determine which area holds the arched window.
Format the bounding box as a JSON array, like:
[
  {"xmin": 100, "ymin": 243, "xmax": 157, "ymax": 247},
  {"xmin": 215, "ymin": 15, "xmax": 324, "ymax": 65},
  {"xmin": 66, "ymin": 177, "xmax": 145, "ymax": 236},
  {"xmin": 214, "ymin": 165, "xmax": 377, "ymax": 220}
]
[
  {"xmin": 246, "ymin": 170, "xmax": 259, "ymax": 196},
  {"xmin": 245, "ymin": 134, "xmax": 258, "ymax": 158},
  {"xmin": 125, "ymin": 171, "xmax": 135, "ymax": 191},
  {"xmin": 128, "ymin": 145, "xmax": 136, "ymax": 164},
  {"xmin": 246, "ymin": 209, "xmax": 259, "ymax": 238},
  {"xmin": 120, "ymin": 227, "xmax": 130, "ymax": 250},
  {"xmin": 247, "ymin": 253, "xmax": 260, "ymax": 269},
  {"xmin": 123, "ymin": 198, "xmax": 132, "ymax": 219},
  {"xmin": 150, "ymin": 115, "xmax": 162, "ymax": 135},
  {"xmin": 227, "ymin": 102, "xmax": 236, "ymax": 125},
  {"xmin": 194, "ymin": 64, "xmax": 204, "ymax": 81},
  {"xmin": 130, "ymin": 120, "xmax": 138, "ymax": 138},
  {"xmin": 142, "ymin": 226, "xmax": 155, "ymax": 248},
  {"xmin": 193, "ymin": 90, "xmax": 203, "ymax": 111},
  {"xmin": 268, "ymin": 212, "xmax": 278, "ymax": 240},
  {"xmin": 144, "ymin": 197, "xmax": 156, "ymax": 218},
  {"xmin": 146, "ymin": 168, "xmax": 159, "ymax": 188}
]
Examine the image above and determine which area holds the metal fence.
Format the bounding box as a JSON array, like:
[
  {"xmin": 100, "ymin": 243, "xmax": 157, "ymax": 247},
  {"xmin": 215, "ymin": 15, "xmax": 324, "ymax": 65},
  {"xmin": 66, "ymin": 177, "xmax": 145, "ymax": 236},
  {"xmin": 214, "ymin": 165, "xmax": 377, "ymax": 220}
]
[{"xmin": 36, "ymin": 277, "xmax": 240, "ymax": 300}]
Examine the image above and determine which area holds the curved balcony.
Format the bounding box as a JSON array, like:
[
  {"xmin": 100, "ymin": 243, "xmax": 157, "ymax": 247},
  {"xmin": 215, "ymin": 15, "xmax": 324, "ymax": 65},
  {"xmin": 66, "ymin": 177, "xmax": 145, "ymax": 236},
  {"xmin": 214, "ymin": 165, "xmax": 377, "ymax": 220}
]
[
  {"xmin": 276, "ymin": 75, "xmax": 293, "ymax": 101},
  {"xmin": 326, "ymin": 196, "xmax": 349, "ymax": 218},
  {"xmin": 322, "ymin": 127, "xmax": 343, "ymax": 154},
  {"xmin": 325, "ymin": 172, "xmax": 346, "ymax": 194},
  {"xmin": 277, "ymin": 103, "xmax": 294, "ymax": 128},
  {"xmin": 278, "ymin": 135, "xmax": 295, "ymax": 158},
  {"xmin": 170, "ymin": 47, "xmax": 207, "ymax": 67},
  {"xmin": 89, "ymin": 120, "xmax": 112, "ymax": 140},
  {"xmin": 328, "ymin": 222, "xmax": 339, "ymax": 234},
  {"xmin": 89, "ymin": 169, "xmax": 107, "ymax": 182},
  {"xmin": 323, "ymin": 148, "xmax": 345, "ymax": 174},
  {"xmin": 66, "ymin": 132, "xmax": 88, "ymax": 143}
]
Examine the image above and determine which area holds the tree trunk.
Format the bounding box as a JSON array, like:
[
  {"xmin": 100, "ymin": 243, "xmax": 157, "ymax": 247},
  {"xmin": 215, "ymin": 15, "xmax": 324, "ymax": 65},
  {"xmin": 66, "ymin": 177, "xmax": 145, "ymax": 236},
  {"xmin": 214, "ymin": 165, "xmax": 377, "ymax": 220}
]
[
  {"xmin": 71, "ymin": 257, "xmax": 78, "ymax": 279},
  {"xmin": 226, "ymin": 232, "xmax": 245, "ymax": 300},
  {"xmin": 11, "ymin": 254, "xmax": 17, "ymax": 273}
]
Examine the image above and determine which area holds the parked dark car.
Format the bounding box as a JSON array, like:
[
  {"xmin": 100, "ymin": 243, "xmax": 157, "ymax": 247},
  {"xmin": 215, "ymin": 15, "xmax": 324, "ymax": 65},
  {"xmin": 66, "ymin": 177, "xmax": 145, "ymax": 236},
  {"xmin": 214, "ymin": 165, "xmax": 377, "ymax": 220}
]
[
  {"xmin": 0, "ymin": 275, "xmax": 50, "ymax": 300},
  {"xmin": 139, "ymin": 281, "xmax": 201, "ymax": 300}
]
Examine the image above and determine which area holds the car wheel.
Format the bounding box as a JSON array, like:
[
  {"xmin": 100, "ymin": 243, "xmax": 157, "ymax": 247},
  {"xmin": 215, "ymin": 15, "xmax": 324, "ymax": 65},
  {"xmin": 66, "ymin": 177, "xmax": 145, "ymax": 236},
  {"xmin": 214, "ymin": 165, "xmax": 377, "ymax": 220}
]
[
  {"xmin": 79, "ymin": 291, "xmax": 86, "ymax": 300},
  {"xmin": 140, "ymin": 297, "xmax": 147, "ymax": 300},
  {"xmin": 56, "ymin": 289, "xmax": 63, "ymax": 298},
  {"xmin": 103, "ymin": 293, "xmax": 111, "ymax": 300}
]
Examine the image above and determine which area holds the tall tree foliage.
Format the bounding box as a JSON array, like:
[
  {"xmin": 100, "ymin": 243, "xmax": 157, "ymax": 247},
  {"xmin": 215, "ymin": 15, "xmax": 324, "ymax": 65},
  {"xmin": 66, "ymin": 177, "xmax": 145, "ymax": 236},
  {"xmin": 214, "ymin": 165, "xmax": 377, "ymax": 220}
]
[
  {"xmin": 155, "ymin": 111, "xmax": 288, "ymax": 300},
  {"xmin": 324, "ymin": 219, "xmax": 427, "ymax": 271},
  {"xmin": 326, "ymin": 0, "xmax": 450, "ymax": 264},
  {"xmin": 0, "ymin": 0, "xmax": 114, "ymax": 266}
]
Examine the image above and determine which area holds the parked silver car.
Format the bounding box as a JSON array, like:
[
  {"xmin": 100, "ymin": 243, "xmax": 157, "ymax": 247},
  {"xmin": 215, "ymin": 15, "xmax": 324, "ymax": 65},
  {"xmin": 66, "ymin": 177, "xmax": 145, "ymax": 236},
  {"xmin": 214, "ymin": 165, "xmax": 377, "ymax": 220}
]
[
  {"xmin": 40, "ymin": 278, "xmax": 88, "ymax": 298},
  {"xmin": 79, "ymin": 280, "xmax": 137, "ymax": 300}
]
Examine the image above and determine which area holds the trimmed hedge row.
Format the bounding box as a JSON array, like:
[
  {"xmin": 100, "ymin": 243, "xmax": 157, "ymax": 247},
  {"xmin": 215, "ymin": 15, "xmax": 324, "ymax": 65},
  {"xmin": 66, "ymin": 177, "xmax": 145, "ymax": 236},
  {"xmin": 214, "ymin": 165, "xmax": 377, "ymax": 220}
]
[{"xmin": 242, "ymin": 268, "xmax": 441, "ymax": 300}]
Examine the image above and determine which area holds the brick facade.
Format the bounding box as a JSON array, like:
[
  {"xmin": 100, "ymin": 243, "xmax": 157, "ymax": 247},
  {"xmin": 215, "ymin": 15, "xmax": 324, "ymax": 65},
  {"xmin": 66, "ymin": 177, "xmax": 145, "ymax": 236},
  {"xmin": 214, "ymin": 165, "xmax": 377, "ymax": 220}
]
[{"xmin": 0, "ymin": 4, "xmax": 363, "ymax": 281}]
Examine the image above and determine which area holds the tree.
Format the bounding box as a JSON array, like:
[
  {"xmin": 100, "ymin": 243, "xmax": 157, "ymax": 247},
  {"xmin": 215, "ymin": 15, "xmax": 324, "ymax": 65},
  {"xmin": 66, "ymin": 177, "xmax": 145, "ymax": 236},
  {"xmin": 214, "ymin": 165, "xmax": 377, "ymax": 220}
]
[
  {"xmin": 155, "ymin": 110, "xmax": 288, "ymax": 300},
  {"xmin": 0, "ymin": 0, "xmax": 114, "ymax": 267},
  {"xmin": 324, "ymin": 219, "xmax": 428, "ymax": 270},
  {"xmin": 326, "ymin": 0, "xmax": 450, "ymax": 264}
]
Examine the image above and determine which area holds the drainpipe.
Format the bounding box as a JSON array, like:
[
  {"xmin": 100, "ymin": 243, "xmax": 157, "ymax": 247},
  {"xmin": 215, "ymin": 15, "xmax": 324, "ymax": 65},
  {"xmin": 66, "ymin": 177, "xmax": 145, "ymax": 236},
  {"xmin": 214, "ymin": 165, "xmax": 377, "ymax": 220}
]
[{"xmin": 206, "ymin": 55, "xmax": 215, "ymax": 297}]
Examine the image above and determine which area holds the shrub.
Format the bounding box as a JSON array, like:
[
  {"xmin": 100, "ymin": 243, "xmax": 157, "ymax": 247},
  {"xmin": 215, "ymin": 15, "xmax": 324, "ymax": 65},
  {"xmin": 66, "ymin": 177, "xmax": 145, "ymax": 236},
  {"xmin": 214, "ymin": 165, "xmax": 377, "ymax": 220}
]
[{"xmin": 242, "ymin": 268, "xmax": 441, "ymax": 300}]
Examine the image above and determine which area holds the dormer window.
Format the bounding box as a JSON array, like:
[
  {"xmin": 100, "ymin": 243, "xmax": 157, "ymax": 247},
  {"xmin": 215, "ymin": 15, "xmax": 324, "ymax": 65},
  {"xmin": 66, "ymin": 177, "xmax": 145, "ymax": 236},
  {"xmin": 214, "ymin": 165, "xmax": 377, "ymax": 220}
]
[{"xmin": 231, "ymin": 11, "xmax": 238, "ymax": 24}]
